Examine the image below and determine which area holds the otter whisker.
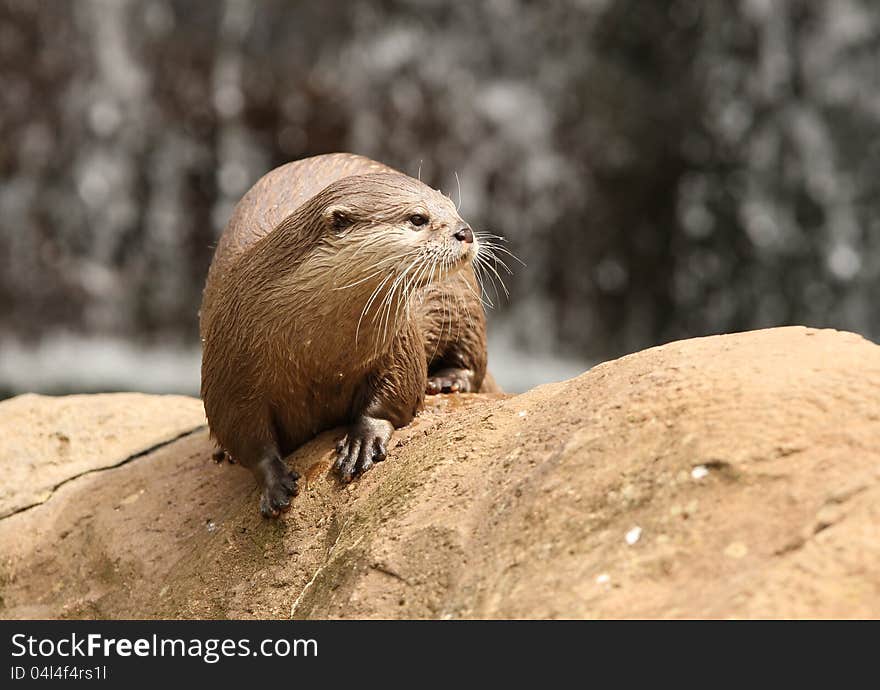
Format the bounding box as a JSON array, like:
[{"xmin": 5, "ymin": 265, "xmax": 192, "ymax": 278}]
[
  {"xmin": 481, "ymin": 257, "xmax": 510, "ymax": 299},
  {"xmin": 405, "ymin": 253, "xmax": 430, "ymax": 308},
  {"xmin": 476, "ymin": 242, "xmax": 522, "ymax": 270},
  {"xmin": 439, "ymin": 252, "xmax": 456, "ymax": 361},
  {"xmin": 471, "ymin": 254, "xmax": 499, "ymax": 309},
  {"xmin": 334, "ymin": 262, "xmax": 398, "ymax": 291},
  {"xmin": 474, "ymin": 255, "xmax": 505, "ymax": 307},
  {"xmin": 408, "ymin": 251, "xmax": 435, "ymax": 312},
  {"xmin": 356, "ymin": 270, "xmax": 396, "ymax": 345},
  {"xmin": 374, "ymin": 261, "xmax": 414, "ymax": 338},
  {"xmin": 474, "ymin": 231, "xmax": 524, "ymax": 265},
  {"xmin": 334, "ymin": 245, "xmax": 413, "ymax": 291},
  {"xmin": 425, "ymin": 260, "xmax": 447, "ymax": 367},
  {"xmin": 388, "ymin": 252, "xmax": 433, "ymax": 352},
  {"xmin": 478, "ymin": 247, "xmax": 515, "ymax": 277},
  {"xmin": 375, "ymin": 252, "xmax": 424, "ymax": 349},
  {"xmin": 474, "ymin": 231, "xmax": 510, "ymax": 242},
  {"xmin": 407, "ymin": 253, "xmax": 433, "ymax": 313},
  {"xmin": 456, "ymin": 270, "xmax": 494, "ymax": 311},
  {"xmin": 456, "ymin": 274, "xmax": 478, "ymax": 335},
  {"xmin": 391, "ymin": 253, "xmax": 426, "ymax": 334},
  {"xmin": 361, "ymin": 270, "xmax": 396, "ymax": 319},
  {"xmin": 474, "ymin": 244, "xmax": 511, "ymax": 297},
  {"xmin": 443, "ymin": 255, "xmax": 461, "ymax": 350}
]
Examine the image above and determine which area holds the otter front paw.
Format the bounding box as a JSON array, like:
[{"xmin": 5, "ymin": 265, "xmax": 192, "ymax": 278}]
[
  {"xmin": 257, "ymin": 456, "xmax": 300, "ymax": 519},
  {"xmin": 212, "ymin": 447, "xmax": 236, "ymax": 464},
  {"xmin": 426, "ymin": 367, "xmax": 474, "ymax": 395},
  {"xmin": 334, "ymin": 416, "xmax": 394, "ymax": 483}
]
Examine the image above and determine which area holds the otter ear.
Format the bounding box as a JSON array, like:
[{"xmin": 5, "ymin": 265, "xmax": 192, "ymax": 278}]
[{"xmin": 323, "ymin": 205, "xmax": 354, "ymax": 233}]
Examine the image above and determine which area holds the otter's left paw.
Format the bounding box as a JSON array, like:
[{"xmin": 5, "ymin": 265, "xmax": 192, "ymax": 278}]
[
  {"xmin": 212, "ymin": 447, "xmax": 236, "ymax": 464},
  {"xmin": 426, "ymin": 367, "xmax": 474, "ymax": 395},
  {"xmin": 258, "ymin": 464, "xmax": 300, "ymax": 519},
  {"xmin": 334, "ymin": 416, "xmax": 394, "ymax": 483}
]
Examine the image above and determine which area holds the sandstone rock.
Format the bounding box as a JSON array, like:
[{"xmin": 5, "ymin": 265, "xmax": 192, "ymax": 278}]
[
  {"xmin": 0, "ymin": 327, "xmax": 878, "ymax": 619},
  {"xmin": 0, "ymin": 393, "xmax": 206, "ymax": 518}
]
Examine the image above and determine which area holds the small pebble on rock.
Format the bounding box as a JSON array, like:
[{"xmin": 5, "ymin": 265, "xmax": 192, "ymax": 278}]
[{"xmin": 724, "ymin": 541, "xmax": 748, "ymax": 559}]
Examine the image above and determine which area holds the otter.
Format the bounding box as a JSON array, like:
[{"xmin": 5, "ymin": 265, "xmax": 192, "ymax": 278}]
[{"xmin": 200, "ymin": 153, "xmax": 493, "ymax": 517}]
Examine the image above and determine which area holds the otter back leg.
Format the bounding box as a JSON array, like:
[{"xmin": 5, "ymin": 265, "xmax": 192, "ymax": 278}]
[
  {"xmin": 221, "ymin": 410, "xmax": 300, "ymax": 519},
  {"xmin": 335, "ymin": 322, "xmax": 427, "ymax": 482},
  {"xmin": 418, "ymin": 267, "xmax": 488, "ymax": 394}
]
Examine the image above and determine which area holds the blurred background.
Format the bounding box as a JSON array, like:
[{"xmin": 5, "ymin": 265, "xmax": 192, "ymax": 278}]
[{"xmin": 1, "ymin": 0, "xmax": 878, "ymax": 397}]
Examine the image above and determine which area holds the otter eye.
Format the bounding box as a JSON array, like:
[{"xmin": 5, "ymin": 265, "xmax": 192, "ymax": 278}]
[{"xmin": 409, "ymin": 214, "xmax": 428, "ymax": 227}]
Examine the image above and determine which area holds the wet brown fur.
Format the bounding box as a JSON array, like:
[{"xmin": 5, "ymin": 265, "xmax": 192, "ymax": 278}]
[{"xmin": 200, "ymin": 154, "xmax": 489, "ymax": 511}]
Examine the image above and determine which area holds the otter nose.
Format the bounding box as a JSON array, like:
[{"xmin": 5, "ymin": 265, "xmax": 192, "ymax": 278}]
[{"xmin": 453, "ymin": 224, "xmax": 474, "ymax": 244}]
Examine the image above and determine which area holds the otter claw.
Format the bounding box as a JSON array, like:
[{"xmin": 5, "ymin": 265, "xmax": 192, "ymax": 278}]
[
  {"xmin": 257, "ymin": 456, "xmax": 300, "ymax": 519},
  {"xmin": 334, "ymin": 417, "xmax": 393, "ymax": 483},
  {"xmin": 212, "ymin": 448, "xmax": 236, "ymax": 464},
  {"xmin": 426, "ymin": 367, "xmax": 474, "ymax": 395}
]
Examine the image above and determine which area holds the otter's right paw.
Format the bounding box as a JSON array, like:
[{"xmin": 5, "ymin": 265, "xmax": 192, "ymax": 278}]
[
  {"xmin": 334, "ymin": 416, "xmax": 394, "ymax": 483},
  {"xmin": 258, "ymin": 457, "xmax": 300, "ymax": 519}
]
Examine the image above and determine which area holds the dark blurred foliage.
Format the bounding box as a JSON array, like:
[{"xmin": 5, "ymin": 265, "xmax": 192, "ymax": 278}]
[{"xmin": 1, "ymin": 0, "xmax": 878, "ymax": 393}]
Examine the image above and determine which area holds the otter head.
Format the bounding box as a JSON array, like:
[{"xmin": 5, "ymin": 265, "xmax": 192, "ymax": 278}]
[{"xmin": 319, "ymin": 172, "xmax": 478, "ymax": 291}]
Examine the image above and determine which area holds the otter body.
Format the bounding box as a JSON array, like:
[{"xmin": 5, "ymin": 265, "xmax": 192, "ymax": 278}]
[{"xmin": 200, "ymin": 153, "xmax": 489, "ymax": 517}]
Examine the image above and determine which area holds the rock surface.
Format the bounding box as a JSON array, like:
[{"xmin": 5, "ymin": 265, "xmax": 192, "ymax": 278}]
[
  {"xmin": 1, "ymin": 326, "xmax": 878, "ymax": 619},
  {"xmin": 0, "ymin": 393, "xmax": 206, "ymax": 518}
]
